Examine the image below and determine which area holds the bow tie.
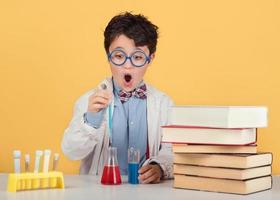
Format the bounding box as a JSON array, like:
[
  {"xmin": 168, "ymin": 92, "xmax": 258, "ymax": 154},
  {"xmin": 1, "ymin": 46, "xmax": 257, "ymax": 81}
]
[{"xmin": 118, "ymin": 84, "xmax": 147, "ymax": 103}]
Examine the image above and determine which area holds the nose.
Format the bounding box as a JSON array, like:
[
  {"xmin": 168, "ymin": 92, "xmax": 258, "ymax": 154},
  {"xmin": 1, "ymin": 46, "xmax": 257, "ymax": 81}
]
[{"xmin": 123, "ymin": 57, "xmax": 134, "ymax": 69}]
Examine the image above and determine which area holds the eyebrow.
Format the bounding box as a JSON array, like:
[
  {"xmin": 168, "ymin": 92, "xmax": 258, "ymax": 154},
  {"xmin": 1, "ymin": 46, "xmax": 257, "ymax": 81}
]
[
  {"xmin": 113, "ymin": 47, "xmax": 146, "ymax": 52},
  {"xmin": 114, "ymin": 47, "xmax": 124, "ymax": 50}
]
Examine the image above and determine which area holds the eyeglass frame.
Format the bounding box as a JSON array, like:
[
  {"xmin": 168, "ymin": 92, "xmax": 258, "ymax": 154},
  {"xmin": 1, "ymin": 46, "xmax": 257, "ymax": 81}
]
[{"xmin": 107, "ymin": 49, "xmax": 151, "ymax": 68}]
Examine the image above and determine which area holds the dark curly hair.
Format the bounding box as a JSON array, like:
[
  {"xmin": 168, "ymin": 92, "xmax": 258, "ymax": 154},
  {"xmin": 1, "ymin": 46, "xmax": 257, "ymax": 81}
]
[{"xmin": 104, "ymin": 12, "xmax": 158, "ymax": 55}]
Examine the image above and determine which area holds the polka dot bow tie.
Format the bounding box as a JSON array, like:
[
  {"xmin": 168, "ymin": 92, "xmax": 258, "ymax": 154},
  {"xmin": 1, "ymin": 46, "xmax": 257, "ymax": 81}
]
[{"xmin": 118, "ymin": 84, "xmax": 147, "ymax": 103}]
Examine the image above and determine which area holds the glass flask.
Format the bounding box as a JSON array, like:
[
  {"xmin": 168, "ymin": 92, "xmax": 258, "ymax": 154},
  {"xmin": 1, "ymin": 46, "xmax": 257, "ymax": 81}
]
[
  {"xmin": 128, "ymin": 147, "xmax": 140, "ymax": 184},
  {"xmin": 101, "ymin": 147, "xmax": 122, "ymax": 185}
]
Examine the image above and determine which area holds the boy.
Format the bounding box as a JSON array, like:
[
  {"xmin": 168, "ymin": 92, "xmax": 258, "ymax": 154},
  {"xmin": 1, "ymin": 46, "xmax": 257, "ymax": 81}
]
[{"xmin": 61, "ymin": 12, "xmax": 173, "ymax": 184}]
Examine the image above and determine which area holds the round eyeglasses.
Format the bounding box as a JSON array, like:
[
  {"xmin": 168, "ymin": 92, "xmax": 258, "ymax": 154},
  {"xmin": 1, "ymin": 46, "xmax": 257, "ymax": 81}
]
[{"xmin": 108, "ymin": 49, "xmax": 151, "ymax": 68}]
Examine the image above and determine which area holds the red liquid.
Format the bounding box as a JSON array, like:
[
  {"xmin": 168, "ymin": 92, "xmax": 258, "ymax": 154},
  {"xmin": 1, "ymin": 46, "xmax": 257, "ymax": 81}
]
[{"xmin": 101, "ymin": 165, "xmax": 122, "ymax": 185}]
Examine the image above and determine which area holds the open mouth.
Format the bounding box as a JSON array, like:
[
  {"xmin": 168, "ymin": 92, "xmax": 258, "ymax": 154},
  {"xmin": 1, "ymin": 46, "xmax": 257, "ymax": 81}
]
[{"xmin": 124, "ymin": 74, "xmax": 132, "ymax": 83}]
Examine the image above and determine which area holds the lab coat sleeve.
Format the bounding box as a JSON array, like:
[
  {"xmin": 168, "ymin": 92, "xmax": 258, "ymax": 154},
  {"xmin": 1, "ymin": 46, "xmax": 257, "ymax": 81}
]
[
  {"xmin": 61, "ymin": 94, "xmax": 106, "ymax": 161},
  {"xmin": 146, "ymin": 94, "xmax": 174, "ymax": 179}
]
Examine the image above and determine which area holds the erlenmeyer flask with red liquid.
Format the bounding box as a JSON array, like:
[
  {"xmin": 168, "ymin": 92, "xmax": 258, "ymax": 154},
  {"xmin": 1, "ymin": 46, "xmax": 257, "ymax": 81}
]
[{"xmin": 101, "ymin": 147, "xmax": 122, "ymax": 185}]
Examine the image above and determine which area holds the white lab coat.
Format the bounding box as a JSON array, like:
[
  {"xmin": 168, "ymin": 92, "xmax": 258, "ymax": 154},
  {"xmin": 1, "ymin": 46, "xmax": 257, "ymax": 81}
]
[{"xmin": 61, "ymin": 78, "xmax": 174, "ymax": 179}]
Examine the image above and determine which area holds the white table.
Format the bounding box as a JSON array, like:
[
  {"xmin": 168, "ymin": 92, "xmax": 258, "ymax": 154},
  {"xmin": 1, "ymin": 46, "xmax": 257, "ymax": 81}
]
[{"xmin": 0, "ymin": 174, "xmax": 279, "ymax": 200}]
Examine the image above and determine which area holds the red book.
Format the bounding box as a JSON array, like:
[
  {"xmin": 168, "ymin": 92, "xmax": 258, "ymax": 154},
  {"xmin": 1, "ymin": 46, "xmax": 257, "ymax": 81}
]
[{"xmin": 161, "ymin": 125, "xmax": 257, "ymax": 145}]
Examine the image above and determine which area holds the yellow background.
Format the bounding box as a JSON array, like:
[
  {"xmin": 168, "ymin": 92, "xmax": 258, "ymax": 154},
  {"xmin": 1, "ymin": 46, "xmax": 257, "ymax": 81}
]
[{"xmin": 0, "ymin": 0, "xmax": 279, "ymax": 174}]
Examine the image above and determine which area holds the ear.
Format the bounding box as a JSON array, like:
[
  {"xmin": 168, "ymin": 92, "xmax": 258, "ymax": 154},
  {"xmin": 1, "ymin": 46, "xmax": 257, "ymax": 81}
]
[{"xmin": 149, "ymin": 53, "xmax": 155, "ymax": 64}]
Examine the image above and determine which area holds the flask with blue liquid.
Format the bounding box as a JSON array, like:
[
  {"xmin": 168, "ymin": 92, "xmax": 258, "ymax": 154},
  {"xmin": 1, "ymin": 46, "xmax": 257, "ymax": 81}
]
[{"xmin": 128, "ymin": 147, "xmax": 140, "ymax": 184}]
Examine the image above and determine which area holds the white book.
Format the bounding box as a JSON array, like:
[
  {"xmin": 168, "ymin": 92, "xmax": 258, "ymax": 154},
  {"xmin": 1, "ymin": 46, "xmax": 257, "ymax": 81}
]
[
  {"xmin": 162, "ymin": 126, "xmax": 256, "ymax": 145},
  {"xmin": 169, "ymin": 106, "xmax": 268, "ymax": 128}
]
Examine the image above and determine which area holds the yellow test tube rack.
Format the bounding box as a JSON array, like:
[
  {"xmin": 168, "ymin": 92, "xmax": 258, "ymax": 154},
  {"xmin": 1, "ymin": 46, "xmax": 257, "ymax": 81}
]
[{"xmin": 7, "ymin": 171, "xmax": 64, "ymax": 192}]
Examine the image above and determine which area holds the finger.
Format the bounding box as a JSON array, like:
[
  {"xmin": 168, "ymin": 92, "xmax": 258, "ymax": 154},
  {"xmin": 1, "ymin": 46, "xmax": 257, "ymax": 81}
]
[
  {"xmin": 90, "ymin": 90, "xmax": 110, "ymax": 101},
  {"xmin": 88, "ymin": 100, "xmax": 107, "ymax": 111},
  {"xmin": 96, "ymin": 90, "xmax": 111, "ymax": 99},
  {"xmin": 139, "ymin": 165, "xmax": 162, "ymax": 183},
  {"xmin": 145, "ymin": 176, "xmax": 161, "ymax": 184},
  {"xmin": 138, "ymin": 165, "xmax": 152, "ymax": 174},
  {"xmin": 88, "ymin": 97, "xmax": 109, "ymax": 110},
  {"xmin": 141, "ymin": 172, "xmax": 159, "ymax": 184},
  {"xmin": 91, "ymin": 93, "xmax": 110, "ymax": 102},
  {"xmin": 93, "ymin": 103, "xmax": 108, "ymax": 110},
  {"xmin": 138, "ymin": 167, "xmax": 156, "ymax": 182},
  {"xmin": 88, "ymin": 95, "xmax": 111, "ymax": 112},
  {"xmin": 92, "ymin": 96, "xmax": 110, "ymax": 105},
  {"xmin": 151, "ymin": 177, "xmax": 161, "ymax": 184}
]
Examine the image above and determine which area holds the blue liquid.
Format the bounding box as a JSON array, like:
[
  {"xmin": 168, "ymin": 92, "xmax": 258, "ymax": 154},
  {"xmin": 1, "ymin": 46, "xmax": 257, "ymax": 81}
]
[{"xmin": 128, "ymin": 163, "xmax": 139, "ymax": 184}]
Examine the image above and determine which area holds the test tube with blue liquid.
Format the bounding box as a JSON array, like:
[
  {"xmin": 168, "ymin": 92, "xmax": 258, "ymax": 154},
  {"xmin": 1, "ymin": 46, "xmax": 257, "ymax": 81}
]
[{"xmin": 128, "ymin": 147, "xmax": 140, "ymax": 184}]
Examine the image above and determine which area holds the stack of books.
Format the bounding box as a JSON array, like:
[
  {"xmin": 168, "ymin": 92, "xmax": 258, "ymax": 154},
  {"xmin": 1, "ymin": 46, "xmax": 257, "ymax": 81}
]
[{"xmin": 162, "ymin": 106, "xmax": 272, "ymax": 195}]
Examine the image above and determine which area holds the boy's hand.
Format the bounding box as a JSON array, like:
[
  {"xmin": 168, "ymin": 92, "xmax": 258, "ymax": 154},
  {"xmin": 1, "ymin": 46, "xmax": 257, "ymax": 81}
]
[
  {"xmin": 138, "ymin": 164, "xmax": 162, "ymax": 184},
  {"xmin": 87, "ymin": 90, "xmax": 112, "ymax": 113}
]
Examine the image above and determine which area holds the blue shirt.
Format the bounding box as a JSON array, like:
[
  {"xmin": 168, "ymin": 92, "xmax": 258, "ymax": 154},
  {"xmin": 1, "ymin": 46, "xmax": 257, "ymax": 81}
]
[{"xmin": 85, "ymin": 79, "xmax": 148, "ymax": 175}]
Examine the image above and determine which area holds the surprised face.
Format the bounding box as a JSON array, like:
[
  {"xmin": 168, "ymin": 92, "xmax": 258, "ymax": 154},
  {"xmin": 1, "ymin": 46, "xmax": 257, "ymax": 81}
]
[{"xmin": 108, "ymin": 34, "xmax": 154, "ymax": 92}]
